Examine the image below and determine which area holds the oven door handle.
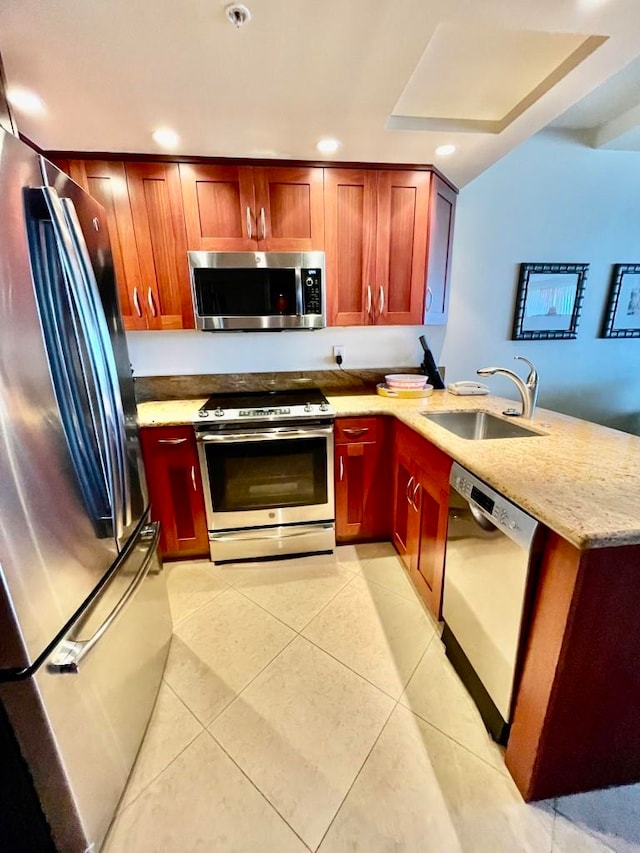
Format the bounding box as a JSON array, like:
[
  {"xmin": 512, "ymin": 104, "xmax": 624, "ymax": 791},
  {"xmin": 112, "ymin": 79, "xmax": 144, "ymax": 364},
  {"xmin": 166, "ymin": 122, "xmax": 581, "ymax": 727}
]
[{"xmin": 197, "ymin": 426, "xmax": 334, "ymax": 443}]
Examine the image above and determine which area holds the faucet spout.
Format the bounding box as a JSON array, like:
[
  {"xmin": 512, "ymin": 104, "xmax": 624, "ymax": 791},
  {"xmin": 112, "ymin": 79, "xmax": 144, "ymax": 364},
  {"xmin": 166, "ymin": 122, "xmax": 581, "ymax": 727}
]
[{"xmin": 476, "ymin": 357, "xmax": 539, "ymax": 420}]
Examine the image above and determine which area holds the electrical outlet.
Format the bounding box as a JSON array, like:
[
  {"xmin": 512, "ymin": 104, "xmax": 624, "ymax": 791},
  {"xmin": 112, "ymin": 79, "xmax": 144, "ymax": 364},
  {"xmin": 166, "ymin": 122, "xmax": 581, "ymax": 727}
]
[{"xmin": 333, "ymin": 345, "xmax": 345, "ymax": 364}]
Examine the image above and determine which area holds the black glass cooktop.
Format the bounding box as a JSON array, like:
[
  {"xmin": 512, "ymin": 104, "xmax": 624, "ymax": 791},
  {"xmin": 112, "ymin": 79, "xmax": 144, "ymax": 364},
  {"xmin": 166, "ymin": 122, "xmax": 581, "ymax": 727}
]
[{"xmin": 200, "ymin": 388, "xmax": 328, "ymax": 411}]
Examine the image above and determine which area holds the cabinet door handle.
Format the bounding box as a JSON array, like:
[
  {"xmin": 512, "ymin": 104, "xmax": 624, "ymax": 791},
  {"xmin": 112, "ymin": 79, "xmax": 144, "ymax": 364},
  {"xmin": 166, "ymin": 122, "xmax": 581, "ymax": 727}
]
[
  {"xmin": 246, "ymin": 206, "xmax": 253, "ymax": 240},
  {"xmin": 339, "ymin": 455, "xmax": 344, "ymax": 481},
  {"xmin": 157, "ymin": 438, "xmax": 188, "ymax": 445},
  {"xmin": 412, "ymin": 481, "xmax": 421, "ymax": 510},
  {"xmin": 366, "ymin": 285, "xmax": 372, "ymax": 319},
  {"xmin": 342, "ymin": 427, "xmax": 369, "ymax": 437},
  {"xmin": 133, "ymin": 286, "xmax": 143, "ymax": 317},
  {"xmin": 260, "ymin": 207, "xmax": 266, "ymax": 240},
  {"xmin": 378, "ymin": 284, "xmax": 385, "ymax": 317},
  {"xmin": 426, "ymin": 286, "xmax": 433, "ymax": 311},
  {"xmin": 406, "ymin": 475, "xmax": 414, "ymax": 504},
  {"xmin": 191, "ymin": 464, "xmax": 197, "ymax": 491},
  {"xmin": 147, "ymin": 287, "xmax": 158, "ymax": 317}
]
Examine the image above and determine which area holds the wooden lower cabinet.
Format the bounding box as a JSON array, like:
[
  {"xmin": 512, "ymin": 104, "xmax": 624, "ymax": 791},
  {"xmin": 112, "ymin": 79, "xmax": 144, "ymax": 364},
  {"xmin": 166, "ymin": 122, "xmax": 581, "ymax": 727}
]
[
  {"xmin": 140, "ymin": 426, "xmax": 209, "ymax": 559},
  {"xmin": 392, "ymin": 421, "xmax": 451, "ymax": 618},
  {"xmin": 334, "ymin": 417, "xmax": 390, "ymax": 542}
]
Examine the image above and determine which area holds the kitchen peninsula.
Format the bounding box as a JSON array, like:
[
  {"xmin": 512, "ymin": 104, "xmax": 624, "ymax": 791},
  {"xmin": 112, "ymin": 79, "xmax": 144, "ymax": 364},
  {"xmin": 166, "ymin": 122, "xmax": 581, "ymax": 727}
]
[{"xmin": 138, "ymin": 389, "xmax": 640, "ymax": 804}]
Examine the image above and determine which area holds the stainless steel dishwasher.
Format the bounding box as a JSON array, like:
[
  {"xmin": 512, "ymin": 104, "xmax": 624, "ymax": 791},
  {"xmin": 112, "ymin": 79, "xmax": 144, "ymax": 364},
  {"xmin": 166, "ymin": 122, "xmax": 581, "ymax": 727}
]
[{"xmin": 442, "ymin": 462, "xmax": 544, "ymax": 744}]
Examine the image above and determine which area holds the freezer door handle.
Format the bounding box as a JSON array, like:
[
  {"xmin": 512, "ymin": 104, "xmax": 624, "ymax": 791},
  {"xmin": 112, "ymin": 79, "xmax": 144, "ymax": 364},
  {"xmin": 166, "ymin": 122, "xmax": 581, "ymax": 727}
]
[{"xmin": 46, "ymin": 522, "xmax": 160, "ymax": 674}]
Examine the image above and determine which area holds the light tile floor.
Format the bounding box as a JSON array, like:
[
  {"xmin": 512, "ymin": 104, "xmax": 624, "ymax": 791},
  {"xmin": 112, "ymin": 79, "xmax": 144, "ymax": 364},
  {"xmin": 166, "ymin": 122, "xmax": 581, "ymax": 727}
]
[{"xmin": 103, "ymin": 544, "xmax": 640, "ymax": 852}]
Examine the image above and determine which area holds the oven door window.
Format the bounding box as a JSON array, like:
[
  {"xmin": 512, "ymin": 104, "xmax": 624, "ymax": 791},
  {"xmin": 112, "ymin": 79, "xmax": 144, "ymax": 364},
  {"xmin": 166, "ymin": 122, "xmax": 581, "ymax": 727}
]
[
  {"xmin": 206, "ymin": 437, "xmax": 328, "ymax": 511},
  {"xmin": 194, "ymin": 268, "xmax": 297, "ymax": 316}
]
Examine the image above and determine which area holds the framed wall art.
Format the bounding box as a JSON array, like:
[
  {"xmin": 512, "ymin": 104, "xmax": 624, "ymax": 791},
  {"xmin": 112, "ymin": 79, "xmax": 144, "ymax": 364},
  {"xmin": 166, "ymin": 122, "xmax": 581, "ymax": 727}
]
[
  {"xmin": 512, "ymin": 262, "xmax": 588, "ymax": 341},
  {"xmin": 601, "ymin": 264, "xmax": 640, "ymax": 338}
]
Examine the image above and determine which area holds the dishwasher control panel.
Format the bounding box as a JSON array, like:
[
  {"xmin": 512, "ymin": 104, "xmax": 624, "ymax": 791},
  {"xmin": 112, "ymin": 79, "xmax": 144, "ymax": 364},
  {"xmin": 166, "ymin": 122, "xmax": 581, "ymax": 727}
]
[{"xmin": 450, "ymin": 463, "xmax": 539, "ymax": 549}]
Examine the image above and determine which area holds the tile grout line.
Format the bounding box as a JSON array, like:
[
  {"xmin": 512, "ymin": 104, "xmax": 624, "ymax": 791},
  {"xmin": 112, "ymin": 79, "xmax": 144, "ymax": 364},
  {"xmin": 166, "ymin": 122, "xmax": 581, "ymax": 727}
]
[
  {"xmin": 312, "ymin": 621, "xmax": 441, "ymax": 850},
  {"xmin": 204, "ymin": 632, "xmax": 300, "ymax": 728},
  {"xmin": 356, "ymin": 569, "xmax": 435, "ymax": 608},
  {"xmin": 231, "ymin": 562, "xmax": 360, "ymax": 636},
  {"xmin": 169, "ymin": 583, "xmax": 229, "ymax": 630},
  {"xmin": 204, "ymin": 728, "xmax": 314, "ymax": 852},
  {"xmin": 299, "ymin": 631, "xmax": 416, "ymax": 704},
  {"xmin": 110, "ymin": 722, "xmax": 206, "ymax": 824},
  {"xmin": 207, "ymin": 552, "xmax": 433, "ymax": 850},
  {"xmin": 396, "ymin": 637, "xmax": 519, "ymax": 780}
]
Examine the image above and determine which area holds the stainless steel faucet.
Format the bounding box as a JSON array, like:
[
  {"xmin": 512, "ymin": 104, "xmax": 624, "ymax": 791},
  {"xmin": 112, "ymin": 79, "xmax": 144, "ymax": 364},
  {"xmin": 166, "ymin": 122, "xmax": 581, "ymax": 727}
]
[{"xmin": 476, "ymin": 356, "xmax": 539, "ymax": 420}]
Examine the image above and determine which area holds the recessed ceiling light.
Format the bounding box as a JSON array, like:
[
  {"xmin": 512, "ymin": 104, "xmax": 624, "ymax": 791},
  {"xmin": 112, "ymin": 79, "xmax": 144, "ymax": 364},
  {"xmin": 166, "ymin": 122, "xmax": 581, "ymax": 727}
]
[
  {"xmin": 316, "ymin": 138, "xmax": 340, "ymax": 155},
  {"xmin": 435, "ymin": 144, "xmax": 456, "ymax": 157},
  {"xmin": 152, "ymin": 128, "xmax": 180, "ymax": 149},
  {"xmin": 7, "ymin": 87, "xmax": 45, "ymax": 116}
]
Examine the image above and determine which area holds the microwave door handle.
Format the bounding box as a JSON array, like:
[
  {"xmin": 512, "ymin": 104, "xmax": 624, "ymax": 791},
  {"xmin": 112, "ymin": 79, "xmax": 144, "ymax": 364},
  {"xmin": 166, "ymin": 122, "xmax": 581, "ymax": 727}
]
[
  {"xmin": 61, "ymin": 197, "xmax": 131, "ymax": 535},
  {"xmin": 29, "ymin": 187, "xmax": 113, "ymax": 536},
  {"xmin": 295, "ymin": 266, "xmax": 304, "ymax": 316},
  {"xmin": 47, "ymin": 522, "xmax": 160, "ymax": 674}
]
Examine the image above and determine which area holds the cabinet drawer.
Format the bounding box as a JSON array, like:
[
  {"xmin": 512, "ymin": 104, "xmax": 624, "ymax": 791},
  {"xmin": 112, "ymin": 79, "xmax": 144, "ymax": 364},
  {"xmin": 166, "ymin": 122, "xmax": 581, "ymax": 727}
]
[{"xmin": 335, "ymin": 417, "xmax": 380, "ymax": 444}]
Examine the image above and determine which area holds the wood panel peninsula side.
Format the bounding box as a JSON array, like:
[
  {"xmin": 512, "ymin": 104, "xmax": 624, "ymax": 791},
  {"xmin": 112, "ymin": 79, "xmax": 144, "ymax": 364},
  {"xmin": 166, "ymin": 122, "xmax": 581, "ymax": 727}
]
[{"xmin": 136, "ymin": 390, "xmax": 640, "ymax": 801}]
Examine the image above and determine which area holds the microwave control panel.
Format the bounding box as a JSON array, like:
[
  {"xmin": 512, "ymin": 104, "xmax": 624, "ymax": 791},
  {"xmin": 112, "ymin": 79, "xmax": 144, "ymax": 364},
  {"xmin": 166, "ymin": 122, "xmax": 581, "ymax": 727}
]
[{"xmin": 301, "ymin": 269, "xmax": 322, "ymax": 315}]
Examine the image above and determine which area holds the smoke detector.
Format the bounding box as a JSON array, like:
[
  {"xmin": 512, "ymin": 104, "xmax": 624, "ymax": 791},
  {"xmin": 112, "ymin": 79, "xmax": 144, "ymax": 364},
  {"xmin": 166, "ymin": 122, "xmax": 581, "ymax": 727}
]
[{"xmin": 225, "ymin": 3, "xmax": 251, "ymax": 28}]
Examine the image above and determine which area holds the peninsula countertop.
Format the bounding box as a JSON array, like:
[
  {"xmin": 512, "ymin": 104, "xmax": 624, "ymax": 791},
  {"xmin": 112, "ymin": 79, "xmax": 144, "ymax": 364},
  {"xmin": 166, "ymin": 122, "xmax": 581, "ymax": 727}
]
[{"xmin": 136, "ymin": 391, "xmax": 640, "ymax": 550}]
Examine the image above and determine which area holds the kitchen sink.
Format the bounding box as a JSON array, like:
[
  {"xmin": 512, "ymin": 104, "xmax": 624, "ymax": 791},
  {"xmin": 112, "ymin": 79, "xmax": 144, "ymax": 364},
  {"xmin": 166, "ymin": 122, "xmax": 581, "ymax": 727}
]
[{"xmin": 421, "ymin": 410, "xmax": 546, "ymax": 440}]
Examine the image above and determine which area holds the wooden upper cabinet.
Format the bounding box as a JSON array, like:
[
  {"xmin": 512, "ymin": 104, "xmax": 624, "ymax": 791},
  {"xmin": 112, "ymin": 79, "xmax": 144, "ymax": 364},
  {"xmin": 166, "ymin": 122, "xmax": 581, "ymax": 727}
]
[
  {"xmin": 125, "ymin": 162, "xmax": 194, "ymax": 330},
  {"xmin": 67, "ymin": 160, "xmax": 146, "ymax": 331},
  {"xmin": 179, "ymin": 164, "xmax": 324, "ymax": 252},
  {"xmin": 253, "ymin": 167, "xmax": 324, "ymax": 251},
  {"xmin": 179, "ymin": 164, "xmax": 256, "ymax": 251},
  {"xmin": 424, "ymin": 174, "xmax": 457, "ymax": 325},
  {"xmin": 325, "ymin": 168, "xmax": 431, "ymax": 326},
  {"xmin": 375, "ymin": 170, "xmax": 430, "ymax": 325},
  {"xmin": 324, "ymin": 169, "xmax": 377, "ymax": 325}
]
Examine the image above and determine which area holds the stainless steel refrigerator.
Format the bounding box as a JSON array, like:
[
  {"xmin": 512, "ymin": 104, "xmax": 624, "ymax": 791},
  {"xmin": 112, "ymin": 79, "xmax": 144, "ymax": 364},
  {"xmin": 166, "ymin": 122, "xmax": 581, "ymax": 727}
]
[{"xmin": 0, "ymin": 127, "xmax": 172, "ymax": 852}]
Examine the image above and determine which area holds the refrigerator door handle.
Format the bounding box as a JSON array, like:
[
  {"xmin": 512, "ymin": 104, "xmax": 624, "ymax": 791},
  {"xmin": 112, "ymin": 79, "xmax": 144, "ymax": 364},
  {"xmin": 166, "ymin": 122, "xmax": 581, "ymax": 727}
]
[
  {"xmin": 40, "ymin": 186, "xmax": 123, "ymax": 540},
  {"xmin": 27, "ymin": 187, "xmax": 114, "ymax": 537},
  {"xmin": 60, "ymin": 196, "xmax": 132, "ymax": 534},
  {"xmin": 46, "ymin": 522, "xmax": 161, "ymax": 675}
]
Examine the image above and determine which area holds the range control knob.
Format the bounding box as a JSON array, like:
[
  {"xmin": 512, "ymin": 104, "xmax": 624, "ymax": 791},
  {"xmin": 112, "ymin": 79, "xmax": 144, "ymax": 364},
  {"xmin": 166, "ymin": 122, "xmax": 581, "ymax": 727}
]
[
  {"xmin": 214, "ymin": 407, "xmax": 224, "ymax": 418},
  {"xmin": 319, "ymin": 402, "xmax": 329, "ymax": 412},
  {"xmin": 508, "ymin": 518, "xmax": 517, "ymax": 531},
  {"xmin": 304, "ymin": 403, "xmax": 312, "ymax": 412},
  {"xmin": 198, "ymin": 410, "xmax": 210, "ymax": 418}
]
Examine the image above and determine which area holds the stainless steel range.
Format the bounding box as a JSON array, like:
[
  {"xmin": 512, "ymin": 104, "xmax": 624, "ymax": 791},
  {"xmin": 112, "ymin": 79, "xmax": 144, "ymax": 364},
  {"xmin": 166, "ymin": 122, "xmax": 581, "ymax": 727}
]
[{"xmin": 194, "ymin": 388, "xmax": 335, "ymax": 562}]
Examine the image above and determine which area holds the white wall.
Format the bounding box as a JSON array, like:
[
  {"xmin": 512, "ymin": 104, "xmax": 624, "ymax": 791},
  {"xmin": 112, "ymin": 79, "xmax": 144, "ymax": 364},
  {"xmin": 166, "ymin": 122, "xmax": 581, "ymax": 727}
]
[
  {"xmin": 126, "ymin": 325, "xmax": 437, "ymax": 376},
  {"xmin": 128, "ymin": 130, "xmax": 640, "ymax": 431},
  {"xmin": 440, "ymin": 130, "xmax": 640, "ymax": 432}
]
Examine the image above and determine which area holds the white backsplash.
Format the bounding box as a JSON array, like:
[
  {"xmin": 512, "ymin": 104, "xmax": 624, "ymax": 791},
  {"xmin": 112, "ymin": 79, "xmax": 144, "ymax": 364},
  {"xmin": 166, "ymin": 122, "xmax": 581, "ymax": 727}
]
[{"xmin": 126, "ymin": 326, "xmax": 446, "ymax": 377}]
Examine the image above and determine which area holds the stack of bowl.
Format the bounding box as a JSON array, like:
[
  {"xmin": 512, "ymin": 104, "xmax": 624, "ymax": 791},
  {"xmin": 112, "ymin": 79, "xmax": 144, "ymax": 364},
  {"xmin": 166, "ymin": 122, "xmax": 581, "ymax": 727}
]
[
  {"xmin": 378, "ymin": 374, "xmax": 434, "ymax": 398},
  {"xmin": 385, "ymin": 374, "xmax": 429, "ymax": 390}
]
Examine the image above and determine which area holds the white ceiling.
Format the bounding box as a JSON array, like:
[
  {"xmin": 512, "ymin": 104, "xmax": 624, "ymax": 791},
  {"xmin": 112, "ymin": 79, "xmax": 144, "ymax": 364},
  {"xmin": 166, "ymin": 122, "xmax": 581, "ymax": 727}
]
[{"xmin": 3, "ymin": 0, "xmax": 640, "ymax": 186}]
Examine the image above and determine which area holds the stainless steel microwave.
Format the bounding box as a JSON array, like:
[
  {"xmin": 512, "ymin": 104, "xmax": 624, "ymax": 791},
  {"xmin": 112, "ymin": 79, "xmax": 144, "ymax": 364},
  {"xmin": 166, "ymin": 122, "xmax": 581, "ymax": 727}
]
[{"xmin": 188, "ymin": 251, "xmax": 325, "ymax": 331}]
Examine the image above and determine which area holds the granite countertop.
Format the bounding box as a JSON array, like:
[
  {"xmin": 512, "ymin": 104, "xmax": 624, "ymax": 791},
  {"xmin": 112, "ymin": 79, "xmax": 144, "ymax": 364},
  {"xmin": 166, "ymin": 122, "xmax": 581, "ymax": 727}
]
[{"xmin": 136, "ymin": 391, "xmax": 640, "ymax": 551}]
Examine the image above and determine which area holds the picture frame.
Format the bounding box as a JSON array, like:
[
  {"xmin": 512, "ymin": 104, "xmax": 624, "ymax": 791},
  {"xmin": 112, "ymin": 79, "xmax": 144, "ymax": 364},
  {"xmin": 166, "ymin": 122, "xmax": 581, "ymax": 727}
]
[
  {"xmin": 601, "ymin": 264, "xmax": 640, "ymax": 338},
  {"xmin": 512, "ymin": 262, "xmax": 588, "ymax": 341}
]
